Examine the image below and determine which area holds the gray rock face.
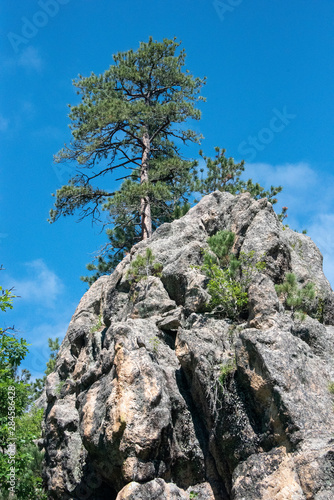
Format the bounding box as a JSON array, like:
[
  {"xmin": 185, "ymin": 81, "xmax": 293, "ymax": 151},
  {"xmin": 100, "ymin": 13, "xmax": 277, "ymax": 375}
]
[{"xmin": 42, "ymin": 192, "xmax": 334, "ymax": 499}]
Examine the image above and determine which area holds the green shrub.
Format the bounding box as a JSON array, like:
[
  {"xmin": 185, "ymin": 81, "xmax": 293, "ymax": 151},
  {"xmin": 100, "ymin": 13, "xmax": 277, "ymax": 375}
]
[
  {"xmin": 189, "ymin": 492, "xmax": 199, "ymax": 499},
  {"xmin": 90, "ymin": 314, "xmax": 103, "ymax": 333},
  {"xmin": 218, "ymin": 358, "xmax": 236, "ymax": 387},
  {"xmin": 316, "ymin": 297, "xmax": 325, "ymax": 324},
  {"xmin": 207, "ymin": 230, "xmax": 235, "ymax": 267},
  {"xmin": 126, "ymin": 248, "xmax": 163, "ymax": 284},
  {"xmin": 275, "ymin": 273, "xmax": 315, "ymax": 321},
  {"xmin": 204, "ymin": 264, "xmax": 248, "ymax": 320},
  {"xmin": 148, "ymin": 336, "xmax": 160, "ymax": 353},
  {"xmin": 0, "ymin": 273, "xmax": 47, "ymax": 499},
  {"xmin": 200, "ymin": 231, "xmax": 266, "ymax": 320}
]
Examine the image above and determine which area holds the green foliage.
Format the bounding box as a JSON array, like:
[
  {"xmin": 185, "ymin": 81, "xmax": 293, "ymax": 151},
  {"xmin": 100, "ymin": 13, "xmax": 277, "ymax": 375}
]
[
  {"xmin": 44, "ymin": 338, "xmax": 60, "ymax": 376},
  {"xmin": 171, "ymin": 201, "xmax": 191, "ymax": 220},
  {"xmin": 0, "ymin": 336, "xmax": 30, "ymax": 381},
  {"xmin": 218, "ymin": 358, "xmax": 236, "ymax": 387},
  {"xmin": 200, "ymin": 231, "xmax": 266, "ymax": 320},
  {"xmin": 0, "ymin": 287, "xmax": 15, "ymax": 313},
  {"xmin": 277, "ymin": 206, "xmax": 288, "ymax": 223},
  {"xmin": 194, "ymin": 147, "xmax": 282, "ymax": 205},
  {"xmin": 189, "ymin": 492, "xmax": 199, "ymax": 499},
  {"xmin": 148, "ymin": 336, "xmax": 160, "ymax": 353},
  {"xmin": 0, "ymin": 272, "xmax": 46, "ymax": 499},
  {"xmin": 126, "ymin": 248, "xmax": 163, "ymax": 284},
  {"xmin": 90, "ymin": 315, "xmax": 103, "ymax": 333},
  {"xmin": 328, "ymin": 382, "xmax": 334, "ymax": 395},
  {"xmin": 0, "ymin": 406, "xmax": 46, "ymax": 500},
  {"xmin": 204, "ymin": 264, "xmax": 248, "ymax": 320},
  {"xmin": 206, "ymin": 230, "xmax": 235, "ymax": 267},
  {"xmin": 275, "ymin": 273, "xmax": 316, "ymax": 321}
]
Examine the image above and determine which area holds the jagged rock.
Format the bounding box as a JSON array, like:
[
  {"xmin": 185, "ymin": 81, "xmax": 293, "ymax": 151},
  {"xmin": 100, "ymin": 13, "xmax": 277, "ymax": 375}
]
[
  {"xmin": 247, "ymin": 273, "xmax": 280, "ymax": 329},
  {"xmin": 42, "ymin": 191, "xmax": 334, "ymax": 499},
  {"xmin": 231, "ymin": 447, "xmax": 305, "ymax": 499},
  {"xmin": 129, "ymin": 276, "xmax": 177, "ymax": 318},
  {"xmin": 116, "ymin": 478, "xmax": 188, "ymax": 499},
  {"xmin": 156, "ymin": 307, "xmax": 183, "ymax": 331},
  {"xmin": 116, "ymin": 479, "xmax": 216, "ymax": 499}
]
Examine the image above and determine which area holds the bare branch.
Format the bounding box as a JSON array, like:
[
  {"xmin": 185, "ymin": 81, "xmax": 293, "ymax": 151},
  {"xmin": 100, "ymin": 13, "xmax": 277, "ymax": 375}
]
[{"xmin": 150, "ymin": 118, "xmax": 170, "ymax": 142}]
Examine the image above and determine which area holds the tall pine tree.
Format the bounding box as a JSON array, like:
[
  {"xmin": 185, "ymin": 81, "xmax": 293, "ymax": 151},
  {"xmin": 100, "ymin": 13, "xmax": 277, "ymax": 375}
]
[{"xmin": 49, "ymin": 37, "xmax": 206, "ymax": 241}]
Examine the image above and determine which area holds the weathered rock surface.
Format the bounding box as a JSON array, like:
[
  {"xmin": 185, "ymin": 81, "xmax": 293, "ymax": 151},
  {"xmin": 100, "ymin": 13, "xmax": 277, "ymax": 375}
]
[{"xmin": 42, "ymin": 192, "xmax": 334, "ymax": 499}]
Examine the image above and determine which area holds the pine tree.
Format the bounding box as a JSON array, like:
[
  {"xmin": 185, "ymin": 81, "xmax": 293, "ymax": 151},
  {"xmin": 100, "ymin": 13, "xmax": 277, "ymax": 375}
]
[
  {"xmin": 194, "ymin": 147, "xmax": 282, "ymax": 204},
  {"xmin": 49, "ymin": 37, "xmax": 206, "ymax": 241},
  {"xmin": 275, "ymin": 273, "xmax": 316, "ymax": 320}
]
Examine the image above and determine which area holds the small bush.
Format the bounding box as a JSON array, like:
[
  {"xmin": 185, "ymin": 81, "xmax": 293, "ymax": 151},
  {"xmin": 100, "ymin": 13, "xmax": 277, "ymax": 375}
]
[
  {"xmin": 148, "ymin": 336, "xmax": 160, "ymax": 353},
  {"xmin": 200, "ymin": 231, "xmax": 265, "ymax": 320},
  {"xmin": 218, "ymin": 358, "xmax": 236, "ymax": 387},
  {"xmin": 90, "ymin": 314, "xmax": 103, "ymax": 333},
  {"xmin": 275, "ymin": 273, "xmax": 315, "ymax": 321},
  {"xmin": 189, "ymin": 492, "xmax": 199, "ymax": 499},
  {"xmin": 126, "ymin": 248, "xmax": 163, "ymax": 284}
]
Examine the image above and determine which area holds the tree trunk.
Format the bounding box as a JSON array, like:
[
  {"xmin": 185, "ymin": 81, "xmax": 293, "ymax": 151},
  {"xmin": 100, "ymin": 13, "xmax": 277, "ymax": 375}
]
[{"xmin": 141, "ymin": 129, "xmax": 152, "ymax": 240}]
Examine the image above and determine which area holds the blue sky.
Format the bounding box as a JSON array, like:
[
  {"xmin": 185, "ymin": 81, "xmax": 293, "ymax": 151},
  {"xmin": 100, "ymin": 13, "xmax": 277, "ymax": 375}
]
[{"xmin": 1, "ymin": 0, "xmax": 334, "ymax": 377}]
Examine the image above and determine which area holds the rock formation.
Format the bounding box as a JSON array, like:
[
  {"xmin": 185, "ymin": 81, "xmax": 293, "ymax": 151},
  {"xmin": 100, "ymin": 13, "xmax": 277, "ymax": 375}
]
[{"xmin": 41, "ymin": 191, "xmax": 334, "ymax": 499}]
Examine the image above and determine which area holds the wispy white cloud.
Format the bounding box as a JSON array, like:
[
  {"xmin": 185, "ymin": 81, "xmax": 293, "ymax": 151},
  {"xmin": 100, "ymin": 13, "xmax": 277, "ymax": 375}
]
[
  {"xmin": 243, "ymin": 161, "xmax": 333, "ymax": 216},
  {"xmin": 23, "ymin": 319, "xmax": 70, "ymax": 378},
  {"xmin": 246, "ymin": 161, "xmax": 318, "ymax": 190},
  {"xmin": 17, "ymin": 46, "xmax": 42, "ymax": 72},
  {"xmin": 1, "ymin": 260, "xmax": 75, "ymax": 377},
  {"xmin": 7, "ymin": 259, "xmax": 64, "ymax": 308},
  {"xmin": 240, "ymin": 161, "xmax": 334, "ymax": 288}
]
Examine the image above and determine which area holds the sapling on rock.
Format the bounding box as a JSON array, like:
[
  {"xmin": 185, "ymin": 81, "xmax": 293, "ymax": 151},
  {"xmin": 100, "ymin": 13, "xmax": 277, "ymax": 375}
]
[
  {"xmin": 275, "ymin": 273, "xmax": 315, "ymax": 321},
  {"xmin": 200, "ymin": 230, "xmax": 266, "ymax": 320},
  {"xmin": 126, "ymin": 248, "xmax": 163, "ymax": 284}
]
